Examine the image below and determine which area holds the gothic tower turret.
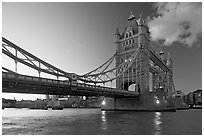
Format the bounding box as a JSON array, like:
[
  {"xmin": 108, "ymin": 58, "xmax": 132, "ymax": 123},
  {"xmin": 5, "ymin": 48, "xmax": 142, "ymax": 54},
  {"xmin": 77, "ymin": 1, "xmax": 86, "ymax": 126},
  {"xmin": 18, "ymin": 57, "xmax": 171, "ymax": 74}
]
[
  {"xmin": 166, "ymin": 53, "xmax": 174, "ymax": 96},
  {"xmin": 114, "ymin": 27, "xmax": 121, "ymax": 53},
  {"xmin": 136, "ymin": 14, "xmax": 150, "ymax": 93}
]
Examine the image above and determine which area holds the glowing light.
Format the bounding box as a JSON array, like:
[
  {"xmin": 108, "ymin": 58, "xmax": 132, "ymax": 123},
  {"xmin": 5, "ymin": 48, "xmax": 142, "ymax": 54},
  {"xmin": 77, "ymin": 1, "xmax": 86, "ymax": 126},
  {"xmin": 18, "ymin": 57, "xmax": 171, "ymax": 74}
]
[
  {"xmin": 82, "ymin": 96, "xmax": 86, "ymax": 100},
  {"xmin": 102, "ymin": 100, "xmax": 106, "ymax": 105},
  {"xmin": 156, "ymin": 99, "xmax": 160, "ymax": 104},
  {"xmin": 125, "ymin": 59, "xmax": 127, "ymax": 62},
  {"xmin": 154, "ymin": 112, "xmax": 162, "ymax": 135},
  {"xmin": 159, "ymin": 86, "xmax": 162, "ymax": 88}
]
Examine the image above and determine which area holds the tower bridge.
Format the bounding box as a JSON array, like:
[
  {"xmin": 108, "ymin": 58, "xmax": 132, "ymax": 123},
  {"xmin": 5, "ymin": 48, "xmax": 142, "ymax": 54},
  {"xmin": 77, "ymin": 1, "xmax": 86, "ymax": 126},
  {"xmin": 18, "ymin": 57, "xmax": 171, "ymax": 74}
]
[{"xmin": 2, "ymin": 13, "xmax": 177, "ymax": 111}]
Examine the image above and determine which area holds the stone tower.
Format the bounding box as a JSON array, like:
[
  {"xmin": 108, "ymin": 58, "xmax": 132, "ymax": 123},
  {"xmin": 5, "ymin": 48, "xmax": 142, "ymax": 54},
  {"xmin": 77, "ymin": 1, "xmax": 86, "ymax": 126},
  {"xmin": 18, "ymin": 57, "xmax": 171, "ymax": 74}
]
[
  {"xmin": 102, "ymin": 13, "xmax": 176, "ymax": 111},
  {"xmin": 115, "ymin": 13, "xmax": 150, "ymax": 93}
]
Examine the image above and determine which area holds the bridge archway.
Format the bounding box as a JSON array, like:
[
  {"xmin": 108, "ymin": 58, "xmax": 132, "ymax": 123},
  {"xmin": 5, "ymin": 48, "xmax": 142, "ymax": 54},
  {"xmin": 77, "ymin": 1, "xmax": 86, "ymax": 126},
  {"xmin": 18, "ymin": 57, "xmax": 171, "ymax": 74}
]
[
  {"xmin": 128, "ymin": 84, "xmax": 137, "ymax": 91},
  {"xmin": 123, "ymin": 82, "xmax": 138, "ymax": 92}
]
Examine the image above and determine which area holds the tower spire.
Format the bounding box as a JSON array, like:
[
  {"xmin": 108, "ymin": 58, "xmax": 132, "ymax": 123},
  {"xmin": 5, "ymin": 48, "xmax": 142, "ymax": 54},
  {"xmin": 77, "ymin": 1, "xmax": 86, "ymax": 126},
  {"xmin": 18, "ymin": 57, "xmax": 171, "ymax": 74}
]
[
  {"xmin": 140, "ymin": 13, "xmax": 142, "ymax": 19},
  {"xmin": 115, "ymin": 27, "xmax": 120, "ymax": 35},
  {"xmin": 137, "ymin": 13, "xmax": 144, "ymax": 25},
  {"xmin": 128, "ymin": 11, "xmax": 135, "ymax": 21}
]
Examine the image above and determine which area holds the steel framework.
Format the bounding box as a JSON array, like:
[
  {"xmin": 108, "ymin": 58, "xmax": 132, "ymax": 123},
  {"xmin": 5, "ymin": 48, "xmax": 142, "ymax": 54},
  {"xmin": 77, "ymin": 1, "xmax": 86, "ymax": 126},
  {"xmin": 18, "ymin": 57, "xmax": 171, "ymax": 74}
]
[{"xmin": 2, "ymin": 37, "xmax": 139, "ymax": 85}]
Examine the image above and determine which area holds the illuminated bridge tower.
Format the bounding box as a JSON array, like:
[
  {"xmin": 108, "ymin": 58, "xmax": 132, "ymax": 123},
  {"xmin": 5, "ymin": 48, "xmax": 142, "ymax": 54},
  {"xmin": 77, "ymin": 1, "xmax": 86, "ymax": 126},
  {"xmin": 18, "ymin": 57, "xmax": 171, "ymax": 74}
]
[{"xmin": 103, "ymin": 13, "xmax": 176, "ymax": 111}]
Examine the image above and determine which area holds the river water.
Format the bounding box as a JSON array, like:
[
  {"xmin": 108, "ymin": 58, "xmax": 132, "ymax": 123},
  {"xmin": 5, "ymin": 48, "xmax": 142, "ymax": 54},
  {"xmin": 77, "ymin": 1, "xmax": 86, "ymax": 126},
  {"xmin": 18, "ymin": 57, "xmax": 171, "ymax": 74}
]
[{"xmin": 2, "ymin": 108, "xmax": 202, "ymax": 135}]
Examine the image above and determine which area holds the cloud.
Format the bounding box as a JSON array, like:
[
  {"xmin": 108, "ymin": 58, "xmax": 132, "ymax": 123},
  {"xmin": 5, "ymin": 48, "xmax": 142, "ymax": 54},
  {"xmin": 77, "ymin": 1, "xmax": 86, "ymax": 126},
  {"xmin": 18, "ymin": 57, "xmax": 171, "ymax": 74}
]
[{"xmin": 148, "ymin": 2, "xmax": 202, "ymax": 47}]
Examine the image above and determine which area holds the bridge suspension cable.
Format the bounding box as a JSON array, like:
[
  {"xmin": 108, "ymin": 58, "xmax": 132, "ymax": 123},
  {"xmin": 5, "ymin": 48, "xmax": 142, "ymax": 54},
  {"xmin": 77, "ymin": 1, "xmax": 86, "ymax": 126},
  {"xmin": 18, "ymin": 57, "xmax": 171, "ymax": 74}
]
[
  {"xmin": 78, "ymin": 48, "xmax": 139, "ymax": 84},
  {"xmin": 2, "ymin": 37, "xmax": 140, "ymax": 85},
  {"xmin": 2, "ymin": 37, "xmax": 74, "ymax": 80}
]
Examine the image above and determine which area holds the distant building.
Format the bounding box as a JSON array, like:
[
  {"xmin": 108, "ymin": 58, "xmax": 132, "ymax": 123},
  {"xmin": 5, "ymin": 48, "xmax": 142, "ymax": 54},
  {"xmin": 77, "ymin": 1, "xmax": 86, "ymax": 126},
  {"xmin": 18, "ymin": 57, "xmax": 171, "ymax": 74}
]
[{"xmin": 183, "ymin": 89, "xmax": 202, "ymax": 108}]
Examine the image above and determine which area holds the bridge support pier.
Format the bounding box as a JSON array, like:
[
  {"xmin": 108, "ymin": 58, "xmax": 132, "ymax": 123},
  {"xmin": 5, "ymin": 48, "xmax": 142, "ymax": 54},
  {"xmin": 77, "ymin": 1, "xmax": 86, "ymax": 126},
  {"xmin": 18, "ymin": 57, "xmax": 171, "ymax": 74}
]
[{"xmin": 102, "ymin": 92, "xmax": 176, "ymax": 111}]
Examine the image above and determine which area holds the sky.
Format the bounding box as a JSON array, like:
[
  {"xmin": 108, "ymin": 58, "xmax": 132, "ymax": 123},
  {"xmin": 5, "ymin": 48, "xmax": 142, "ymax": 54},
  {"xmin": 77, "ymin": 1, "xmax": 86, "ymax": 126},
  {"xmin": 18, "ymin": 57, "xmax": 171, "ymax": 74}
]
[{"xmin": 2, "ymin": 2, "xmax": 202, "ymax": 100}]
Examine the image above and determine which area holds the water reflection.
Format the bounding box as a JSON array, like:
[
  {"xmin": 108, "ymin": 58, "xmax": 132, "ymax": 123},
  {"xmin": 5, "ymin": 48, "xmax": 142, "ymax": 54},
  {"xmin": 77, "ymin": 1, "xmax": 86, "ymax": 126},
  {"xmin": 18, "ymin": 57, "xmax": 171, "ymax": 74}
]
[
  {"xmin": 101, "ymin": 110, "xmax": 107, "ymax": 130},
  {"xmin": 154, "ymin": 112, "xmax": 162, "ymax": 135}
]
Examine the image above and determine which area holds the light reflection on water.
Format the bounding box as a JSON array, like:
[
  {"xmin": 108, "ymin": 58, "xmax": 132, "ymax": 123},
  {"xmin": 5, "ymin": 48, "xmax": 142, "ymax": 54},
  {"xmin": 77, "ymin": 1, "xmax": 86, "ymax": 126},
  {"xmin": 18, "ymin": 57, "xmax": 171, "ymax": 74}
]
[
  {"xmin": 2, "ymin": 108, "xmax": 202, "ymax": 135},
  {"xmin": 101, "ymin": 110, "xmax": 107, "ymax": 130},
  {"xmin": 154, "ymin": 112, "xmax": 162, "ymax": 135}
]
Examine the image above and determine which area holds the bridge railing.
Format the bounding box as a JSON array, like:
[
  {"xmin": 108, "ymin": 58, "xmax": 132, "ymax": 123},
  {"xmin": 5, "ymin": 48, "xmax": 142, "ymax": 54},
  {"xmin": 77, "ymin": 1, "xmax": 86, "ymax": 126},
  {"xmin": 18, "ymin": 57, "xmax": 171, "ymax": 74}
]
[
  {"xmin": 77, "ymin": 82, "xmax": 136, "ymax": 95},
  {"xmin": 3, "ymin": 72, "xmax": 138, "ymax": 96},
  {"xmin": 2, "ymin": 72, "xmax": 69, "ymax": 86}
]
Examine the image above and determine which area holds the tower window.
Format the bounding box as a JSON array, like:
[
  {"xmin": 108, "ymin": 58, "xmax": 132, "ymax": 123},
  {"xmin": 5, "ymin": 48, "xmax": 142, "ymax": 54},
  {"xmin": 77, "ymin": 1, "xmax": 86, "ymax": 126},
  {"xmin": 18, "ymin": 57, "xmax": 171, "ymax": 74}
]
[
  {"xmin": 126, "ymin": 33, "xmax": 129, "ymax": 38},
  {"xmin": 129, "ymin": 32, "xmax": 132, "ymax": 37},
  {"xmin": 133, "ymin": 68, "xmax": 136, "ymax": 73}
]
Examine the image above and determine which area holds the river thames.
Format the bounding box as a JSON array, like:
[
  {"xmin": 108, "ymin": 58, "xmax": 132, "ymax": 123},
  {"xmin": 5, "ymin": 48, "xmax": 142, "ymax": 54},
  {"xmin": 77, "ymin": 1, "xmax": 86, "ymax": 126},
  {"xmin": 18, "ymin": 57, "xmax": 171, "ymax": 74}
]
[{"xmin": 2, "ymin": 108, "xmax": 202, "ymax": 135}]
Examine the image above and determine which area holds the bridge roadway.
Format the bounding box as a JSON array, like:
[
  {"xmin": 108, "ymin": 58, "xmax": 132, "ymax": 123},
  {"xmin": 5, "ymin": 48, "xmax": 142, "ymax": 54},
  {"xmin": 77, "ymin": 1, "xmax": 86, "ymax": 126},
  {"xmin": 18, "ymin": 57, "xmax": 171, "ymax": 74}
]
[{"xmin": 2, "ymin": 72, "xmax": 139, "ymax": 97}]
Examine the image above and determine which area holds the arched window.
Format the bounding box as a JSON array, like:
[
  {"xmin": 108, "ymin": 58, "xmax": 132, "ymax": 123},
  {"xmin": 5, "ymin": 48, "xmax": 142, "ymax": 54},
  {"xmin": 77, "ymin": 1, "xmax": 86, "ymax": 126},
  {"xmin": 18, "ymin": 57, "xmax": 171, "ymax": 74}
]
[
  {"xmin": 133, "ymin": 68, "xmax": 136, "ymax": 73},
  {"xmin": 129, "ymin": 32, "xmax": 132, "ymax": 37},
  {"xmin": 126, "ymin": 33, "xmax": 129, "ymax": 38}
]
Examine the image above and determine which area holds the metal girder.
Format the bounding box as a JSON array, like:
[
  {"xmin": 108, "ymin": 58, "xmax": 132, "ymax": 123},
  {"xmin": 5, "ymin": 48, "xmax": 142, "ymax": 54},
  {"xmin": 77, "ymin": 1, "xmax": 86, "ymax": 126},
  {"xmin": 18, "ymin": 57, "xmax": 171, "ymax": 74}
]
[
  {"xmin": 2, "ymin": 37, "xmax": 73, "ymax": 79},
  {"xmin": 2, "ymin": 67, "xmax": 17, "ymax": 74},
  {"xmin": 2, "ymin": 72, "xmax": 138, "ymax": 97},
  {"xmin": 78, "ymin": 48, "xmax": 140, "ymax": 83},
  {"xmin": 82, "ymin": 53, "xmax": 116, "ymax": 77},
  {"xmin": 149, "ymin": 50, "xmax": 170, "ymax": 72}
]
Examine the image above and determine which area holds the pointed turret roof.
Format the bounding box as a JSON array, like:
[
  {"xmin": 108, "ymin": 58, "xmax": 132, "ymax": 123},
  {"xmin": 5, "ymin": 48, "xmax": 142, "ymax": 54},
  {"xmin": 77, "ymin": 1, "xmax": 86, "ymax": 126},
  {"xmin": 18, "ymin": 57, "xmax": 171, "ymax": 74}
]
[
  {"xmin": 137, "ymin": 13, "xmax": 144, "ymax": 25},
  {"xmin": 128, "ymin": 11, "xmax": 135, "ymax": 21},
  {"xmin": 115, "ymin": 27, "xmax": 120, "ymax": 35}
]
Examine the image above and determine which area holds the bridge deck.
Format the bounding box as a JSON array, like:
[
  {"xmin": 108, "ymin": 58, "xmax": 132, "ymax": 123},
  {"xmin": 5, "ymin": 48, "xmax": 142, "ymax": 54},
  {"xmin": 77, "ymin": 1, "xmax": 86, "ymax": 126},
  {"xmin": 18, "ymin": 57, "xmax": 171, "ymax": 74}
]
[{"xmin": 2, "ymin": 72, "xmax": 139, "ymax": 97}]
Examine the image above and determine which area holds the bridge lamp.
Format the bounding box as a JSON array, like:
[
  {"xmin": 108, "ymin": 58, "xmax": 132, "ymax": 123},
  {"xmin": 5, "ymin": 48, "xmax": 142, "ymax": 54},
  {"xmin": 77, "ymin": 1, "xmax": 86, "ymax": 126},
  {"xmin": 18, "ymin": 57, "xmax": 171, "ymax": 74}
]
[
  {"xmin": 154, "ymin": 96, "xmax": 160, "ymax": 104},
  {"xmin": 83, "ymin": 96, "xmax": 86, "ymax": 100},
  {"xmin": 159, "ymin": 86, "xmax": 163, "ymax": 89},
  {"xmin": 102, "ymin": 100, "xmax": 106, "ymax": 106}
]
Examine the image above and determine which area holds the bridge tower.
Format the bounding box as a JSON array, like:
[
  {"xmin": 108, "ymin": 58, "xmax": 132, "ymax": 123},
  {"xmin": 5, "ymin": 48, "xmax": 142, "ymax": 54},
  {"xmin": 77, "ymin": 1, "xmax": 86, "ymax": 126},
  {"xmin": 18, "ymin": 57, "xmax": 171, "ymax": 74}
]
[
  {"xmin": 115, "ymin": 13, "xmax": 150, "ymax": 93},
  {"xmin": 102, "ymin": 13, "xmax": 176, "ymax": 111}
]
